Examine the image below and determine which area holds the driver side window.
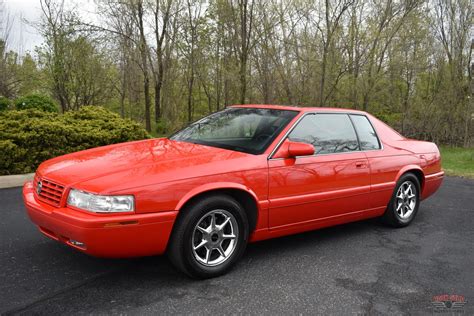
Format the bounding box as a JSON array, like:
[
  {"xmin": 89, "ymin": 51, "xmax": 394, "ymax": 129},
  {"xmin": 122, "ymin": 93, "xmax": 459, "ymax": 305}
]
[{"xmin": 288, "ymin": 113, "xmax": 359, "ymax": 154}]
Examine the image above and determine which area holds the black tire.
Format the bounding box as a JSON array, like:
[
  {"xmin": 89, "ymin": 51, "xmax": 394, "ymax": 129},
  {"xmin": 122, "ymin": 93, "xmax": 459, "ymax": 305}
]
[
  {"xmin": 382, "ymin": 173, "xmax": 421, "ymax": 227},
  {"xmin": 167, "ymin": 194, "xmax": 249, "ymax": 279}
]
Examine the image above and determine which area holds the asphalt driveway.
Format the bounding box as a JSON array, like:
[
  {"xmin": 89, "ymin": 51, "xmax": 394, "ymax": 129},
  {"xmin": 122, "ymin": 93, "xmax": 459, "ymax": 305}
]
[{"xmin": 1, "ymin": 176, "xmax": 473, "ymax": 315}]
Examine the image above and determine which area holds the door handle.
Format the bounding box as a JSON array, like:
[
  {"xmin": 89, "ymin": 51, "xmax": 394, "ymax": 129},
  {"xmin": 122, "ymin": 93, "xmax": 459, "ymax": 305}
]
[{"xmin": 355, "ymin": 161, "xmax": 366, "ymax": 168}]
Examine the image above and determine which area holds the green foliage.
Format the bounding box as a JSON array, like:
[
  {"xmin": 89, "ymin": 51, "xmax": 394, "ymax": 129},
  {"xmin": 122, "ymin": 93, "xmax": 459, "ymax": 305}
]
[
  {"xmin": 1, "ymin": 0, "xmax": 472, "ymax": 147},
  {"xmin": 16, "ymin": 54, "xmax": 43, "ymax": 96},
  {"xmin": 372, "ymin": 110, "xmax": 402, "ymax": 127},
  {"xmin": 155, "ymin": 118, "xmax": 169, "ymax": 136},
  {"xmin": 0, "ymin": 96, "xmax": 10, "ymax": 111},
  {"xmin": 38, "ymin": 33, "xmax": 116, "ymax": 111},
  {"xmin": 15, "ymin": 94, "xmax": 58, "ymax": 112},
  {"xmin": 0, "ymin": 106, "xmax": 150, "ymax": 175}
]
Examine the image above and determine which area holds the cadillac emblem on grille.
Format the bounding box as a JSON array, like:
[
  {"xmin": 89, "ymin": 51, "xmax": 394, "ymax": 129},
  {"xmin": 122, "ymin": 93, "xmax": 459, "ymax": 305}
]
[{"xmin": 36, "ymin": 180, "xmax": 42, "ymax": 195}]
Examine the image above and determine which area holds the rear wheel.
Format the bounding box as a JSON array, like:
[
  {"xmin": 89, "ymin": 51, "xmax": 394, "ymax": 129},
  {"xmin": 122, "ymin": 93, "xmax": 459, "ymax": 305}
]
[
  {"xmin": 382, "ymin": 173, "xmax": 421, "ymax": 227},
  {"xmin": 167, "ymin": 194, "xmax": 249, "ymax": 279}
]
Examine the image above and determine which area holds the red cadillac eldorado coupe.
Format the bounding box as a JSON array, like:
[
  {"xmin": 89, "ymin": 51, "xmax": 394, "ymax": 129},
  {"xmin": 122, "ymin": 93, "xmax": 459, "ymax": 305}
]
[{"xmin": 23, "ymin": 105, "xmax": 444, "ymax": 278}]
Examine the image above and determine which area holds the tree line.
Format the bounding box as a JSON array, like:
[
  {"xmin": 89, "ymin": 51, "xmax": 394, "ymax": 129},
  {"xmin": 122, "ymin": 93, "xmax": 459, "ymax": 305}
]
[{"xmin": 0, "ymin": 0, "xmax": 472, "ymax": 146}]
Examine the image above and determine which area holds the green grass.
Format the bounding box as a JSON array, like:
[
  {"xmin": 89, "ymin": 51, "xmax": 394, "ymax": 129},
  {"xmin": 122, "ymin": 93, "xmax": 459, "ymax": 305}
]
[{"xmin": 440, "ymin": 146, "xmax": 474, "ymax": 179}]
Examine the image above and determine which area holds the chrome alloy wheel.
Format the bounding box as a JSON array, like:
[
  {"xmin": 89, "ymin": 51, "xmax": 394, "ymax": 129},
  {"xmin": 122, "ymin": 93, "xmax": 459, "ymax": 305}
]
[
  {"xmin": 395, "ymin": 181, "xmax": 417, "ymax": 219},
  {"xmin": 192, "ymin": 209, "xmax": 238, "ymax": 267}
]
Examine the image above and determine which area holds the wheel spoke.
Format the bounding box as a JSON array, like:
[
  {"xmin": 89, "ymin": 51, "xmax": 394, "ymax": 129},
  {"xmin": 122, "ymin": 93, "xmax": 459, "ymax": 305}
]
[
  {"xmin": 194, "ymin": 240, "xmax": 207, "ymax": 251},
  {"xmin": 196, "ymin": 225, "xmax": 208, "ymax": 234},
  {"xmin": 404, "ymin": 185, "xmax": 411, "ymax": 195},
  {"xmin": 218, "ymin": 217, "xmax": 231, "ymax": 230},
  {"xmin": 404, "ymin": 205, "xmax": 410, "ymax": 214},
  {"xmin": 205, "ymin": 248, "xmax": 211, "ymax": 263},
  {"xmin": 217, "ymin": 244, "xmax": 226, "ymax": 258},
  {"xmin": 210, "ymin": 213, "xmax": 216, "ymax": 230},
  {"xmin": 222, "ymin": 234, "xmax": 236, "ymax": 240},
  {"xmin": 397, "ymin": 187, "xmax": 403, "ymax": 196}
]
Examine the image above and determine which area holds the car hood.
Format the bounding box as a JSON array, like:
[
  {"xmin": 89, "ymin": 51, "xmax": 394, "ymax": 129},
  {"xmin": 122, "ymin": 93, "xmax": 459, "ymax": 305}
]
[{"xmin": 37, "ymin": 138, "xmax": 255, "ymax": 193}]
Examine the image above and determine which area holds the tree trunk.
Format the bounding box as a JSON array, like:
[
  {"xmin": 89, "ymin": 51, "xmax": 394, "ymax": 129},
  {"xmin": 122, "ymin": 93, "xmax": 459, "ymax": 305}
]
[
  {"xmin": 154, "ymin": 82, "xmax": 161, "ymax": 121},
  {"xmin": 239, "ymin": 55, "xmax": 247, "ymax": 104},
  {"xmin": 187, "ymin": 75, "xmax": 194, "ymax": 123},
  {"xmin": 137, "ymin": 1, "xmax": 151, "ymax": 132}
]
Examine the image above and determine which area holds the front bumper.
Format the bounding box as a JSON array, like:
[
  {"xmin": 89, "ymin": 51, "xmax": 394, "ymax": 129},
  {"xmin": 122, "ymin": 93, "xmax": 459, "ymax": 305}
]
[{"xmin": 23, "ymin": 181, "xmax": 177, "ymax": 258}]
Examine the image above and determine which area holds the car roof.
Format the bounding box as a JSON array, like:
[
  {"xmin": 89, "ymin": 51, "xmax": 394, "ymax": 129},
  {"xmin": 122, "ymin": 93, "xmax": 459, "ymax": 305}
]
[{"xmin": 231, "ymin": 104, "xmax": 368, "ymax": 115}]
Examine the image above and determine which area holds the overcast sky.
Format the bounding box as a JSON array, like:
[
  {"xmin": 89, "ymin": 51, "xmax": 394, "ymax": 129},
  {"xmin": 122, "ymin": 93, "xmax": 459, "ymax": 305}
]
[
  {"xmin": 3, "ymin": 0, "xmax": 474, "ymax": 57},
  {"xmin": 3, "ymin": 0, "xmax": 43, "ymax": 54},
  {"xmin": 3, "ymin": 0, "xmax": 97, "ymax": 55}
]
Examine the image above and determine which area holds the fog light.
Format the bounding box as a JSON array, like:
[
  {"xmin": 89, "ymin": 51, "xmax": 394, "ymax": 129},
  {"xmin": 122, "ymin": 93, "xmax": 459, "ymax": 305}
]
[{"xmin": 69, "ymin": 240, "xmax": 86, "ymax": 248}]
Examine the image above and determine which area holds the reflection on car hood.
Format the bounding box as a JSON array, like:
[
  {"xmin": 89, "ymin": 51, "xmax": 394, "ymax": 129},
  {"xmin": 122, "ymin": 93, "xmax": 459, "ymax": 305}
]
[{"xmin": 37, "ymin": 138, "xmax": 254, "ymax": 192}]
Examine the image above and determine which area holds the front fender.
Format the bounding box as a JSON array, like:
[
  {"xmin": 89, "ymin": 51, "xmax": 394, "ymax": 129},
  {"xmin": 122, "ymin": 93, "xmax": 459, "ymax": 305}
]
[{"xmin": 175, "ymin": 182, "xmax": 261, "ymax": 212}]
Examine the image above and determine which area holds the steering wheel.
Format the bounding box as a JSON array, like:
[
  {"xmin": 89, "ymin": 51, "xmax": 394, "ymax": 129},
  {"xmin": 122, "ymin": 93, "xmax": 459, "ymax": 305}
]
[{"xmin": 255, "ymin": 133, "xmax": 272, "ymax": 143}]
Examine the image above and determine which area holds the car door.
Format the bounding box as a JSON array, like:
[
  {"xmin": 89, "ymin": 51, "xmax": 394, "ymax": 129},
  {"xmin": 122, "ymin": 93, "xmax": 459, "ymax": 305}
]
[
  {"xmin": 348, "ymin": 114, "xmax": 389, "ymax": 210},
  {"xmin": 267, "ymin": 113, "xmax": 371, "ymax": 229}
]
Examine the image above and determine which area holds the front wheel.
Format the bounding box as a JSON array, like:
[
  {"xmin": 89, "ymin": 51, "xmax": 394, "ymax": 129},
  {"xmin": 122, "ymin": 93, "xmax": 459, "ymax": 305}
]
[
  {"xmin": 382, "ymin": 173, "xmax": 421, "ymax": 227},
  {"xmin": 167, "ymin": 194, "xmax": 249, "ymax": 279}
]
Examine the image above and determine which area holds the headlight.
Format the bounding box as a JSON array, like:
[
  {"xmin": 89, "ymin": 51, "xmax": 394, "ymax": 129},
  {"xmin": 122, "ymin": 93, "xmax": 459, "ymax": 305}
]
[{"xmin": 67, "ymin": 189, "xmax": 134, "ymax": 213}]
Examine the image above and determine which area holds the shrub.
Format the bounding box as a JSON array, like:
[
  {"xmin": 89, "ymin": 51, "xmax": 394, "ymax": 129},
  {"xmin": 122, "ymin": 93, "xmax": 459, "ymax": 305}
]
[
  {"xmin": 0, "ymin": 106, "xmax": 150, "ymax": 175},
  {"xmin": 15, "ymin": 94, "xmax": 58, "ymax": 112},
  {"xmin": 0, "ymin": 96, "xmax": 10, "ymax": 112}
]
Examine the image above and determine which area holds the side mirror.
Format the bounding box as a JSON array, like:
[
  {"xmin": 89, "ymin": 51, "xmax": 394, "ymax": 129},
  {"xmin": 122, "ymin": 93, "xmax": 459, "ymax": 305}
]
[
  {"xmin": 288, "ymin": 141, "xmax": 315, "ymax": 157},
  {"xmin": 273, "ymin": 140, "xmax": 315, "ymax": 159}
]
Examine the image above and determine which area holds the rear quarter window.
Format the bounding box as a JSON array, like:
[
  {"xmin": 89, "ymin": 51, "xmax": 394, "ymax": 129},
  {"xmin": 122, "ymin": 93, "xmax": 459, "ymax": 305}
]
[{"xmin": 350, "ymin": 115, "xmax": 381, "ymax": 150}]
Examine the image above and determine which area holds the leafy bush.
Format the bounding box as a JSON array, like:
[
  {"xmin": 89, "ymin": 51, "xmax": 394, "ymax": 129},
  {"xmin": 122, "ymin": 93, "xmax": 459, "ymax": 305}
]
[
  {"xmin": 0, "ymin": 96, "xmax": 10, "ymax": 112},
  {"xmin": 15, "ymin": 94, "xmax": 58, "ymax": 112},
  {"xmin": 0, "ymin": 106, "xmax": 150, "ymax": 175}
]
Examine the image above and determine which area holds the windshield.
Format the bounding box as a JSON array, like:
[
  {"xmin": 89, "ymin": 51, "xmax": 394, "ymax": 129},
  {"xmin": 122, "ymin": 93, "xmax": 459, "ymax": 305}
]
[{"xmin": 170, "ymin": 107, "xmax": 298, "ymax": 154}]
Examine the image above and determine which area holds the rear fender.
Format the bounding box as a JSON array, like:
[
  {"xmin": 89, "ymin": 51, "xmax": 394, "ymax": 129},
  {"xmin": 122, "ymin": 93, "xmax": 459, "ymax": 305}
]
[{"xmin": 395, "ymin": 165, "xmax": 425, "ymax": 191}]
